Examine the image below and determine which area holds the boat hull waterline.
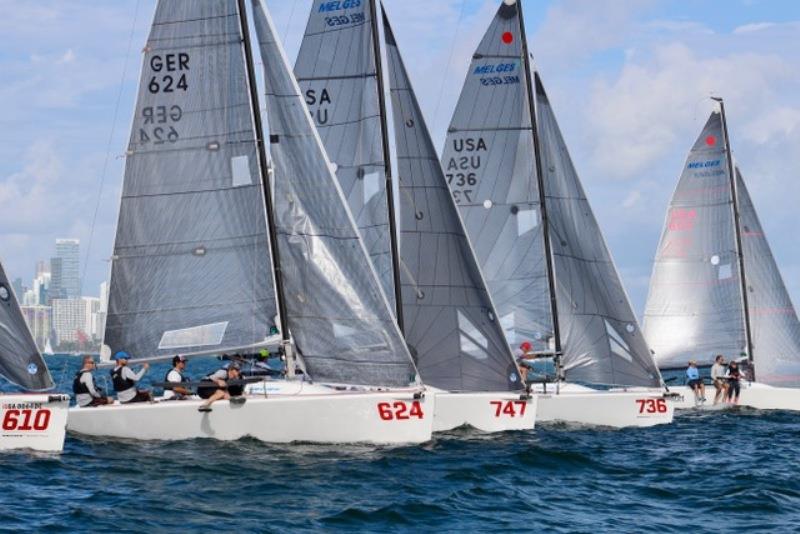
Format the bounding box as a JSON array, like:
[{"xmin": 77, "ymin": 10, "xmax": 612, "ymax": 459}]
[
  {"xmin": 668, "ymin": 382, "xmax": 800, "ymax": 412},
  {"xmin": 68, "ymin": 382, "xmax": 434, "ymax": 445},
  {"xmin": 430, "ymin": 389, "xmax": 536, "ymax": 432},
  {"xmin": 533, "ymin": 384, "xmax": 674, "ymax": 428},
  {"xmin": 1, "ymin": 394, "xmax": 70, "ymax": 452}
]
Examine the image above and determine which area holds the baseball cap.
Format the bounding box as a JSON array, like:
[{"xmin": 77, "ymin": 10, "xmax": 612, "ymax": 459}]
[{"xmin": 114, "ymin": 351, "xmax": 130, "ymax": 362}]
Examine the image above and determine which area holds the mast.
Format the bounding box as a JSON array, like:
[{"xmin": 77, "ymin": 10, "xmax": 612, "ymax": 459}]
[
  {"xmin": 236, "ymin": 0, "xmax": 290, "ymax": 344},
  {"xmin": 715, "ymin": 97, "xmax": 755, "ymax": 374},
  {"xmin": 369, "ymin": 0, "xmax": 405, "ymax": 334},
  {"xmin": 518, "ymin": 1, "xmax": 562, "ymax": 355}
]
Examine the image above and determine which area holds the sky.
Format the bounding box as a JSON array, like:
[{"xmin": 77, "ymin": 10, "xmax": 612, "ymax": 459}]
[{"xmin": 0, "ymin": 0, "xmax": 798, "ymax": 320}]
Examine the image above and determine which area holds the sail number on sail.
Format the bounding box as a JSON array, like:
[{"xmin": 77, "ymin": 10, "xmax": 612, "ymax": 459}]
[
  {"xmin": 445, "ymin": 137, "xmax": 486, "ymax": 204},
  {"xmin": 139, "ymin": 53, "xmax": 190, "ymax": 145},
  {"xmin": 2, "ymin": 402, "xmax": 51, "ymax": 432},
  {"xmin": 490, "ymin": 400, "xmax": 528, "ymax": 417},
  {"xmin": 635, "ymin": 399, "xmax": 668, "ymax": 414},
  {"xmin": 473, "ymin": 62, "xmax": 520, "ymax": 86},
  {"xmin": 377, "ymin": 401, "xmax": 424, "ymax": 421}
]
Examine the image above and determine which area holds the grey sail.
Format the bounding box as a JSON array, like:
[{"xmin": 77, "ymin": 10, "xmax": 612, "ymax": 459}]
[
  {"xmin": 383, "ymin": 11, "xmax": 521, "ymax": 392},
  {"xmin": 441, "ymin": 0, "xmax": 553, "ymax": 352},
  {"xmin": 535, "ymin": 74, "xmax": 661, "ymax": 387},
  {"xmin": 0, "ymin": 261, "xmax": 53, "ymax": 391},
  {"xmin": 736, "ymin": 169, "xmax": 800, "ymax": 386},
  {"xmin": 294, "ymin": 0, "xmax": 396, "ymax": 309},
  {"xmin": 104, "ymin": 0, "xmax": 278, "ymax": 361},
  {"xmin": 643, "ymin": 112, "xmax": 747, "ymax": 369},
  {"xmin": 252, "ymin": 0, "xmax": 416, "ymax": 387}
]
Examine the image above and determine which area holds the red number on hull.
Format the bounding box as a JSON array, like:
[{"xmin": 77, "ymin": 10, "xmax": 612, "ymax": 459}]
[
  {"xmin": 1, "ymin": 409, "xmax": 51, "ymax": 431},
  {"xmin": 636, "ymin": 399, "xmax": 668, "ymax": 414},
  {"xmin": 490, "ymin": 401, "xmax": 528, "ymax": 417},
  {"xmin": 377, "ymin": 401, "xmax": 424, "ymax": 421}
]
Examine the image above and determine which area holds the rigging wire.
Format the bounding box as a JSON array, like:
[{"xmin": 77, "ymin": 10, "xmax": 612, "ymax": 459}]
[
  {"xmin": 80, "ymin": 0, "xmax": 142, "ymax": 296},
  {"xmin": 431, "ymin": 0, "xmax": 468, "ymax": 145}
]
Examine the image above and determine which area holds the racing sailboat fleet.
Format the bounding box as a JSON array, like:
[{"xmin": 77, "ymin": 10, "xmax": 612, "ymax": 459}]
[
  {"xmin": 2, "ymin": 0, "xmax": 798, "ymax": 451},
  {"xmin": 644, "ymin": 99, "xmax": 800, "ymax": 411}
]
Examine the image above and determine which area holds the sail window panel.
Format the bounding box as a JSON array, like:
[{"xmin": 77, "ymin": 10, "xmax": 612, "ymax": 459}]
[
  {"xmin": 718, "ymin": 263, "xmax": 733, "ymax": 280},
  {"xmin": 516, "ymin": 208, "xmax": 539, "ymax": 236},
  {"xmin": 363, "ymin": 171, "xmax": 380, "ymax": 203},
  {"xmin": 458, "ymin": 310, "xmax": 490, "ymax": 361},
  {"xmin": 230, "ymin": 155, "xmax": 252, "ymax": 187},
  {"xmin": 158, "ymin": 321, "xmax": 229, "ymax": 350},
  {"xmin": 105, "ymin": 0, "xmax": 278, "ymax": 361}
]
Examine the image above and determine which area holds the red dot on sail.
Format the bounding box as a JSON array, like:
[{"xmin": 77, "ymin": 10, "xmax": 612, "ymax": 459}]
[
  {"xmin": 502, "ymin": 32, "xmax": 514, "ymax": 44},
  {"xmin": 705, "ymin": 135, "xmax": 716, "ymax": 146}
]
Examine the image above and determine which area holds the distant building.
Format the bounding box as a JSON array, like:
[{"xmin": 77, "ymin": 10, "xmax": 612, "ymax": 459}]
[
  {"xmin": 82, "ymin": 297, "xmax": 101, "ymax": 340},
  {"xmin": 12, "ymin": 277, "xmax": 24, "ymax": 300},
  {"xmin": 49, "ymin": 257, "xmax": 65, "ymax": 302},
  {"xmin": 54, "ymin": 239, "xmax": 80, "ymax": 299},
  {"xmin": 35, "ymin": 260, "xmax": 49, "ymax": 279},
  {"xmin": 21, "ymin": 305, "xmax": 52, "ymax": 352},
  {"xmin": 51, "ymin": 298, "xmax": 87, "ymax": 345}
]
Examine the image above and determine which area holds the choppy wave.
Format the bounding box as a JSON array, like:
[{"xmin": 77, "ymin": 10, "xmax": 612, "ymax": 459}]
[{"xmin": 2, "ymin": 356, "xmax": 800, "ymax": 532}]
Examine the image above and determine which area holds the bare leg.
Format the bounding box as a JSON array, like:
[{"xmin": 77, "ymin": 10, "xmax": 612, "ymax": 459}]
[{"xmin": 200, "ymin": 389, "xmax": 229, "ymax": 410}]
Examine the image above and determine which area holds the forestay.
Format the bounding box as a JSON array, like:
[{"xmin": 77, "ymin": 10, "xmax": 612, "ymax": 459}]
[
  {"xmin": 737, "ymin": 169, "xmax": 800, "ymax": 386},
  {"xmin": 383, "ymin": 11, "xmax": 521, "ymax": 392},
  {"xmin": 0, "ymin": 261, "xmax": 53, "ymax": 390},
  {"xmin": 103, "ymin": 0, "xmax": 278, "ymax": 362},
  {"xmin": 294, "ymin": 0, "xmax": 396, "ymax": 308},
  {"xmin": 535, "ymin": 74, "xmax": 661, "ymax": 387},
  {"xmin": 441, "ymin": 0, "xmax": 553, "ymax": 352},
  {"xmin": 644, "ymin": 112, "xmax": 747, "ymax": 369},
  {"xmin": 252, "ymin": 0, "xmax": 416, "ymax": 387}
]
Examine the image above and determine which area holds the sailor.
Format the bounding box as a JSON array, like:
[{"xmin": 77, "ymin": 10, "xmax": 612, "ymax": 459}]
[
  {"xmin": 73, "ymin": 355, "xmax": 113, "ymax": 407},
  {"xmin": 726, "ymin": 360, "xmax": 743, "ymax": 404},
  {"xmin": 710, "ymin": 354, "xmax": 729, "ymax": 405},
  {"xmin": 111, "ymin": 351, "xmax": 152, "ymax": 404},
  {"xmin": 686, "ymin": 360, "xmax": 706, "ymax": 403},
  {"xmin": 197, "ymin": 362, "xmax": 244, "ymax": 412},
  {"xmin": 163, "ymin": 355, "xmax": 192, "ymax": 401}
]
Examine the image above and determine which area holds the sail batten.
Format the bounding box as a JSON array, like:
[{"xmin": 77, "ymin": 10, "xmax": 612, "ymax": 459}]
[
  {"xmin": 103, "ymin": 0, "xmax": 279, "ymax": 362},
  {"xmin": 383, "ymin": 9, "xmax": 521, "ymax": 392},
  {"xmin": 252, "ymin": 0, "xmax": 416, "ymax": 388}
]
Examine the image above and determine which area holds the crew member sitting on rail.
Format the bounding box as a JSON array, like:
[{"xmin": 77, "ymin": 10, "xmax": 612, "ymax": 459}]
[
  {"xmin": 73, "ymin": 355, "xmax": 113, "ymax": 407},
  {"xmin": 163, "ymin": 355, "xmax": 191, "ymax": 401},
  {"xmin": 726, "ymin": 360, "xmax": 743, "ymax": 405},
  {"xmin": 197, "ymin": 362, "xmax": 244, "ymax": 413},
  {"xmin": 111, "ymin": 351, "xmax": 152, "ymax": 404},
  {"xmin": 686, "ymin": 360, "xmax": 706, "ymax": 403},
  {"xmin": 710, "ymin": 354, "xmax": 728, "ymax": 405}
]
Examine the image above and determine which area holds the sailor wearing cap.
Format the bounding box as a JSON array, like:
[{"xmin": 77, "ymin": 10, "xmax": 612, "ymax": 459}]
[
  {"xmin": 111, "ymin": 351, "xmax": 153, "ymax": 404},
  {"xmin": 163, "ymin": 355, "xmax": 191, "ymax": 401},
  {"xmin": 197, "ymin": 361, "xmax": 244, "ymax": 413}
]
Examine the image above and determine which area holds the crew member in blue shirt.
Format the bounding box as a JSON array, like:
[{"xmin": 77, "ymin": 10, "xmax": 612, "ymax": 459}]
[{"xmin": 686, "ymin": 360, "xmax": 706, "ymax": 403}]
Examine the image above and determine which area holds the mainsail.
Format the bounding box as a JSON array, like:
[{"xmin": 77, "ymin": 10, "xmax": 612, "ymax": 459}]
[
  {"xmin": 383, "ymin": 10, "xmax": 521, "ymax": 392},
  {"xmin": 294, "ymin": 0, "xmax": 398, "ymax": 310},
  {"xmin": 252, "ymin": 0, "xmax": 416, "ymax": 387},
  {"xmin": 444, "ymin": 0, "xmax": 661, "ymax": 387},
  {"xmin": 735, "ymin": 169, "xmax": 800, "ymax": 385},
  {"xmin": 103, "ymin": 0, "xmax": 278, "ymax": 361},
  {"xmin": 441, "ymin": 0, "xmax": 552, "ymax": 352},
  {"xmin": 643, "ymin": 112, "xmax": 747, "ymax": 368},
  {"xmin": 0, "ymin": 261, "xmax": 53, "ymax": 391},
  {"xmin": 535, "ymin": 74, "xmax": 661, "ymax": 387}
]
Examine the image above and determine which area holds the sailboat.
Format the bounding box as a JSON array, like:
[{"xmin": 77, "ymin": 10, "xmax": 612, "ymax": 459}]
[
  {"xmin": 0, "ymin": 260, "xmax": 69, "ymax": 452},
  {"xmin": 442, "ymin": 0, "xmax": 673, "ymax": 427},
  {"xmin": 644, "ymin": 98, "xmax": 800, "ymax": 411},
  {"xmin": 66, "ymin": 0, "xmax": 433, "ymax": 444},
  {"xmin": 43, "ymin": 339, "xmax": 54, "ymax": 356},
  {"xmin": 294, "ymin": 0, "xmax": 534, "ymax": 432}
]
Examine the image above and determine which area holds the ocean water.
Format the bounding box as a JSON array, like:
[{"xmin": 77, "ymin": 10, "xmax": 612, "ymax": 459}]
[{"xmin": 2, "ymin": 356, "xmax": 800, "ymax": 533}]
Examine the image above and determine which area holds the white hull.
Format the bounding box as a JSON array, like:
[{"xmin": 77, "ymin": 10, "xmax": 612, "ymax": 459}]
[
  {"xmin": 430, "ymin": 388, "xmax": 536, "ymax": 432},
  {"xmin": 669, "ymin": 382, "xmax": 800, "ymax": 411},
  {"xmin": 68, "ymin": 381, "xmax": 433, "ymax": 445},
  {"xmin": 1, "ymin": 394, "xmax": 70, "ymax": 452},
  {"xmin": 533, "ymin": 383, "xmax": 674, "ymax": 428}
]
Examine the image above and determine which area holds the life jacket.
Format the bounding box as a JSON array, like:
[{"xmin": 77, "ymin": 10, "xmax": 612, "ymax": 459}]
[
  {"xmin": 73, "ymin": 370, "xmax": 91, "ymax": 395},
  {"xmin": 111, "ymin": 366, "xmax": 136, "ymax": 392},
  {"xmin": 164, "ymin": 368, "xmax": 189, "ymax": 383},
  {"xmin": 728, "ymin": 368, "xmax": 741, "ymax": 381}
]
